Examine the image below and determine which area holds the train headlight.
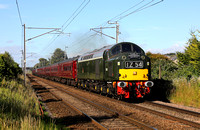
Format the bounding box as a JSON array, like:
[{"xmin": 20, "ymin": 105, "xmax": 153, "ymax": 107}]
[
  {"xmin": 117, "ymin": 81, "xmax": 127, "ymax": 88},
  {"xmin": 145, "ymin": 81, "xmax": 154, "ymax": 87},
  {"xmin": 117, "ymin": 62, "xmax": 120, "ymax": 66}
]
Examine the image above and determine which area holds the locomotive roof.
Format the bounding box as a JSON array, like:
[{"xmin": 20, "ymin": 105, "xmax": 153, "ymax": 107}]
[
  {"xmin": 78, "ymin": 42, "xmax": 143, "ymax": 62},
  {"xmin": 78, "ymin": 44, "xmax": 113, "ymax": 62}
]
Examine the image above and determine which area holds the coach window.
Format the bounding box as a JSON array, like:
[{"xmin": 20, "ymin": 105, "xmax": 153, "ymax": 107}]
[{"xmin": 64, "ymin": 66, "xmax": 67, "ymax": 71}]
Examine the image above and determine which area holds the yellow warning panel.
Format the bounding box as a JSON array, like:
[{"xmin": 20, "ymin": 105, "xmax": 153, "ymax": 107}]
[{"xmin": 119, "ymin": 69, "xmax": 148, "ymax": 81}]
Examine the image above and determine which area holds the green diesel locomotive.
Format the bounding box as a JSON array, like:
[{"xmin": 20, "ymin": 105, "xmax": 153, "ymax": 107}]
[{"xmin": 77, "ymin": 42, "xmax": 153, "ymax": 99}]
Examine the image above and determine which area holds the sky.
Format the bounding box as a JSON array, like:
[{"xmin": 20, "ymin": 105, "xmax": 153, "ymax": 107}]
[{"xmin": 0, "ymin": 0, "xmax": 200, "ymax": 67}]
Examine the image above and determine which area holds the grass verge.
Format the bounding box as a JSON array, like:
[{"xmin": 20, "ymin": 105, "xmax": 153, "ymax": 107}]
[
  {"xmin": 0, "ymin": 76, "xmax": 63, "ymax": 129},
  {"xmin": 169, "ymin": 77, "xmax": 200, "ymax": 108}
]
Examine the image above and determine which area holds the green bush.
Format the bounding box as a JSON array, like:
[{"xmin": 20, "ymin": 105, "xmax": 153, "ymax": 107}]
[
  {"xmin": 0, "ymin": 52, "xmax": 22, "ymax": 81},
  {"xmin": 173, "ymin": 64, "xmax": 199, "ymax": 79},
  {"xmin": 151, "ymin": 59, "xmax": 178, "ymax": 80}
]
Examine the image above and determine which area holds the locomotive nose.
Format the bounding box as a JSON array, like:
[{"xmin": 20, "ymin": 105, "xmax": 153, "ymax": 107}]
[{"xmin": 145, "ymin": 81, "xmax": 154, "ymax": 87}]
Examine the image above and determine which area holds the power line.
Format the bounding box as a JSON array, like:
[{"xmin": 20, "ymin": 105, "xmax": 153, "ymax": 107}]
[
  {"xmin": 39, "ymin": 0, "xmax": 90, "ymax": 54},
  {"xmin": 68, "ymin": 33, "xmax": 99, "ymax": 55},
  {"xmin": 109, "ymin": 0, "xmax": 145, "ymax": 22},
  {"xmin": 16, "ymin": 0, "xmax": 23, "ymax": 26},
  {"xmin": 37, "ymin": 0, "xmax": 163, "ymax": 59},
  {"xmin": 62, "ymin": 0, "xmax": 90, "ymax": 31},
  {"xmin": 116, "ymin": 0, "xmax": 164, "ymax": 21},
  {"xmin": 65, "ymin": 0, "xmax": 164, "ymax": 53},
  {"xmin": 86, "ymin": 0, "xmax": 164, "ymax": 45},
  {"xmin": 61, "ymin": 0, "xmax": 87, "ymax": 29}
]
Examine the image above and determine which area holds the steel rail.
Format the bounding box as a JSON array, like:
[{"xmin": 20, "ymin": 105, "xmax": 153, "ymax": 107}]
[
  {"xmin": 144, "ymin": 101, "xmax": 200, "ymax": 118},
  {"xmin": 51, "ymin": 91, "xmax": 108, "ymax": 130},
  {"xmin": 30, "ymin": 75, "xmax": 200, "ymax": 129},
  {"xmin": 28, "ymin": 75, "xmax": 107, "ymax": 130},
  {"xmin": 47, "ymin": 87, "xmax": 107, "ymax": 130},
  {"xmin": 51, "ymin": 85, "xmax": 156, "ymax": 130},
  {"xmin": 116, "ymin": 100, "xmax": 200, "ymax": 128}
]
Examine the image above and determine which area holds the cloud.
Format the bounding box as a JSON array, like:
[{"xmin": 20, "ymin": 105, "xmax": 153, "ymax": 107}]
[
  {"xmin": 134, "ymin": 26, "xmax": 168, "ymax": 32},
  {"xmin": 146, "ymin": 41, "xmax": 186, "ymax": 54},
  {"xmin": 0, "ymin": 4, "xmax": 8, "ymax": 9},
  {"xmin": 6, "ymin": 40, "xmax": 14, "ymax": 44}
]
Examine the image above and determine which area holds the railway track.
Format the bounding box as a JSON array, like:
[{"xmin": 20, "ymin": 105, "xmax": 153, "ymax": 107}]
[
  {"xmin": 143, "ymin": 101, "xmax": 200, "ymax": 118},
  {"xmin": 28, "ymin": 74, "xmax": 200, "ymax": 129},
  {"xmin": 51, "ymin": 84, "xmax": 155, "ymax": 130},
  {"xmin": 128, "ymin": 102, "xmax": 200, "ymax": 128},
  {"xmin": 98, "ymin": 92, "xmax": 200, "ymax": 128},
  {"xmin": 28, "ymin": 74, "xmax": 155, "ymax": 130},
  {"xmin": 28, "ymin": 75, "xmax": 104, "ymax": 129}
]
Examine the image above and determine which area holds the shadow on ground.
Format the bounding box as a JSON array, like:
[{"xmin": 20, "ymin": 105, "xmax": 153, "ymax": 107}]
[{"xmin": 146, "ymin": 79, "xmax": 175, "ymax": 102}]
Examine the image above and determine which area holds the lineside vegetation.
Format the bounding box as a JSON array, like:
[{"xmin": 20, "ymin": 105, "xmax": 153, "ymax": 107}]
[
  {"xmin": 148, "ymin": 30, "xmax": 200, "ymax": 108},
  {"xmin": 170, "ymin": 77, "xmax": 200, "ymax": 108},
  {"xmin": 0, "ymin": 52, "xmax": 62, "ymax": 129},
  {"xmin": 0, "ymin": 76, "xmax": 62, "ymax": 129}
]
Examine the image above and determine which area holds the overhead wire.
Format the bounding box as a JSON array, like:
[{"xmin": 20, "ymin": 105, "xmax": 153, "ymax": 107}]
[
  {"xmin": 61, "ymin": 0, "xmax": 86, "ymax": 29},
  {"xmin": 39, "ymin": 0, "xmax": 90, "ymax": 54},
  {"xmin": 83, "ymin": 0, "xmax": 150, "ymax": 40},
  {"xmin": 62, "ymin": 0, "xmax": 90, "ymax": 31},
  {"xmin": 116, "ymin": 0, "xmax": 164, "ymax": 21},
  {"xmin": 109, "ymin": 0, "xmax": 145, "ymax": 22},
  {"xmin": 15, "ymin": 0, "xmax": 25, "ymax": 66},
  {"xmin": 116, "ymin": 0, "xmax": 155, "ymax": 21},
  {"xmin": 37, "ymin": 0, "xmax": 163, "ymax": 59},
  {"xmin": 68, "ymin": 0, "xmax": 164, "ymax": 56},
  {"xmin": 16, "ymin": 0, "xmax": 23, "ymax": 26},
  {"xmin": 68, "ymin": 33, "xmax": 99, "ymax": 55},
  {"xmin": 86, "ymin": 0, "xmax": 164, "ymax": 45}
]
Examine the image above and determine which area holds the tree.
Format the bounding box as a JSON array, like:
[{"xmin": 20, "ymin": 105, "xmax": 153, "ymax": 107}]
[
  {"xmin": 51, "ymin": 48, "xmax": 66, "ymax": 64},
  {"xmin": 0, "ymin": 52, "xmax": 22, "ymax": 81},
  {"xmin": 146, "ymin": 52, "xmax": 178, "ymax": 80},
  {"xmin": 39, "ymin": 58, "xmax": 49, "ymax": 67},
  {"xmin": 177, "ymin": 30, "xmax": 200, "ymax": 75},
  {"xmin": 185, "ymin": 31, "xmax": 200, "ymax": 70},
  {"xmin": 146, "ymin": 52, "xmax": 169, "ymax": 61},
  {"xmin": 33, "ymin": 63, "xmax": 40, "ymax": 69}
]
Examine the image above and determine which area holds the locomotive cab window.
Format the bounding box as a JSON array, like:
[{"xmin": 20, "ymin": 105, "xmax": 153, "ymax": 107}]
[
  {"xmin": 122, "ymin": 44, "xmax": 132, "ymax": 53},
  {"xmin": 111, "ymin": 45, "xmax": 120, "ymax": 55},
  {"xmin": 133, "ymin": 44, "xmax": 144, "ymax": 54}
]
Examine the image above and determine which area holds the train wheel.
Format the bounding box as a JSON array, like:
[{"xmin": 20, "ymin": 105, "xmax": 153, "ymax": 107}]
[
  {"xmin": 94, "ymin": 85, "xmax": 98, "ymax": 93},
  {"xmin": 78, "ymin": 82, "xmax": 81, "ymax": 89},
  {"xmin": 106, "ymin": 87, "xmax": 110, "ymax": 97},
  {"xmin": 117, "ymin": 95, "xmax": 123, "ymax": 100},
  {"xmin": 100, "ymin": 85, "xmax": 103, "ymax": 95}
]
